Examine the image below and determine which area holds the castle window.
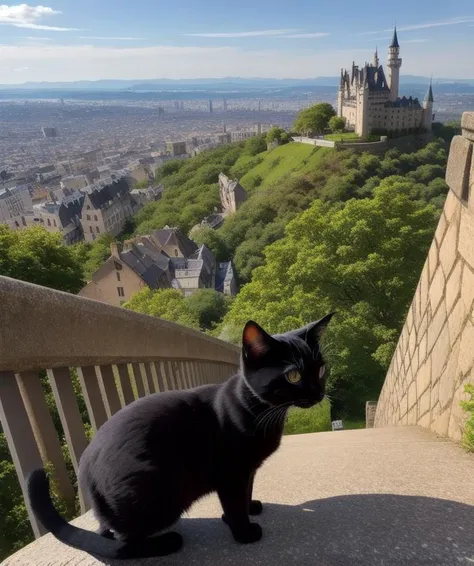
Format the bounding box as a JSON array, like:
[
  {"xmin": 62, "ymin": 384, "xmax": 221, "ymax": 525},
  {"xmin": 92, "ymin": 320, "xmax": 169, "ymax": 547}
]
[
  {"xmin": 117, "ymin": 286, "xmax": 125, "ymax": 297},
  {"xmin": 116, "ymin": 271, "xmax": 121, "ymax": 282}
]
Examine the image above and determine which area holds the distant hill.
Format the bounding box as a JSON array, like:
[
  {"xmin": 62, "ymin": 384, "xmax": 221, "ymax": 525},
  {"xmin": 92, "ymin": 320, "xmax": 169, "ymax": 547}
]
[{"xmin": 0, "ymin": 75, "xmax": 473, "ymax": 91}]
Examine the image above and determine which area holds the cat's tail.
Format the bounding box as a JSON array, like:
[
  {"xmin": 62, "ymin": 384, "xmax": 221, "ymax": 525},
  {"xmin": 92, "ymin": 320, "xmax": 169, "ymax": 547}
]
[{"xmin": 27, "ymin": 468, "xmax": 183, "ymax": 560}]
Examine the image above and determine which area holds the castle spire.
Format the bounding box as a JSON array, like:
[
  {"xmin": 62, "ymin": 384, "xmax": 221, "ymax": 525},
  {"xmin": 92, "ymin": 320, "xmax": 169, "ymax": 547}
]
[
  {"xmin": 374, "ymin": 46, "xmax": 379, "ymax": 67},
  {"xmin": 390, "ymin": 26, "xmax": 400, "ymax": 49},
  {"xmin": 424, "ymin": 78, "xmax": 434, "ymax": 103}
]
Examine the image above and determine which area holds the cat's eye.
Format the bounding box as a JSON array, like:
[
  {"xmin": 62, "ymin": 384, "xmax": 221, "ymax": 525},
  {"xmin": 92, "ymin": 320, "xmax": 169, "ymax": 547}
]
[
  {"xmin": 319, "ymin": 366, "xmax": 326, "ymax": 378},
  {"xmin": 286, "ymin": 370, "xmax": 301, "ymax": 384}
]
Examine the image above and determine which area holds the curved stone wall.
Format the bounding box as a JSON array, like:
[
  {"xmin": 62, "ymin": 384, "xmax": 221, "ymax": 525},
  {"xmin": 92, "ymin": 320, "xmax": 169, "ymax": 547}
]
[{"xmin": 375, "ymin": 112, "xmax": 474, "ymax": 441}]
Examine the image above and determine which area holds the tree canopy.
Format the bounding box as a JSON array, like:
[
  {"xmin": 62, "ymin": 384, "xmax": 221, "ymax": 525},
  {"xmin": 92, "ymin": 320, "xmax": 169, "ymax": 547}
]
[
  {"xmin": 219, "ymin": 179, "xmax": 440, "ymax": 417},
  {"xmin": 329, "ymin": 116, "xmax": 347, "ymax": 133},
  {"xmin": 0, "ymin": 226, "xmax": 84, "ymax": 293},
  {"xmin": 265, "ymin": 127, "xmax": 290, "ymax": 145},
  {"xmin": 124, "ymin": 288, "xmax": 231, "ymax": 331},
  {"xmin": 294, "ymin": 103, "xmax": 337, "ymax": 136}
]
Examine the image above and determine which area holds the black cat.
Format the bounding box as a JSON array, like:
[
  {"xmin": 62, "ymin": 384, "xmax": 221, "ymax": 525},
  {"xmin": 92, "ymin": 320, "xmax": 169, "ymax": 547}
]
[{"xmin": 28, "ymin": 315, "xmax": 333, "ymax": 559}]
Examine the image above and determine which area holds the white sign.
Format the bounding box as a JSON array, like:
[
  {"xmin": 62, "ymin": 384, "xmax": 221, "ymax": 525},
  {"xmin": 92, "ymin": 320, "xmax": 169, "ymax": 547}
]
[{"xmin": 331, "ymin": 420, "xmax": 344, "ymax": 431}]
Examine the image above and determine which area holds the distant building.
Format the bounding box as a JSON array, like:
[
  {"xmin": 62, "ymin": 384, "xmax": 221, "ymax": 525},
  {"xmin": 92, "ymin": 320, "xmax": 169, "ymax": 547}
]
[
  {"xmin": 79, "ymin": 241, "xmax": 171, "ymax": 307},
  {"xmin": 34, "ymin": 192, "xmax": 84, "ymax": 245},
  {"xmin": 130, "ymin": 184, "xmax": 164, "ymax": 207},
  {"xmin": 146, "ymin": 227, "xmax": 198, "ymax": 259},
  {"xmin": 216, "ymin": 262, "xmax": 237, "ymax": 296},
  {"xmin": 60, "ymin": 175, "xmax": 89, "ymax": 192},
  {"xmin": 218, "ymin": 173, "xmax": 247, "ymax": 215},
  {"xmin": 41, "ymin": 127, "xmax": 58, "ymax": 138},
  {"xmin": 208, "ymin": 99, "xmax": 213, "ymax": 113},
  {"xmin": 165, "ymin": 141, "xmax": 187, "ymax": 157},
  {"xmin": 337, "ymin": 27, "xmax": 434, "ymax": 137},
  {"xmin": 171, "ymin": 244, "xmax": 216, "ymax": 297},
  {"xmin": 81, "ymin": 173, "xmax": 134, "ymax": 243},
  {"xmin": 0, "ymin": 184, "xmax": 34, "ymax": 230}
]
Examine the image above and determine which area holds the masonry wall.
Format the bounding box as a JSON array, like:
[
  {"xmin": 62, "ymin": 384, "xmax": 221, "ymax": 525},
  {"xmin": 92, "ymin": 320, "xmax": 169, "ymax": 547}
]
[{"xmin": 375, "ymin": 112, "xmax": 474, "ymax": 441}]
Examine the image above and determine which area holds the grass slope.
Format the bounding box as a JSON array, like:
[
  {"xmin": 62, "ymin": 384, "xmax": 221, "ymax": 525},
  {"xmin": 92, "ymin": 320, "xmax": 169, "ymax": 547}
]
[{"xmin": 239, "ymin": 143, "xmax": 330, "ymax": 191}]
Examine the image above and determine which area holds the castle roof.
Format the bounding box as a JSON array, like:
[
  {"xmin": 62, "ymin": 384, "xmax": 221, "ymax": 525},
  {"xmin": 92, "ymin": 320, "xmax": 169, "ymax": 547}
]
[
  {"xmin": 389, "ymin": 96, "xmax": 421, "ymax": 108},
  {"xmin": 390, "ymin": 27, "xmax": 399, "ymax": 48}
]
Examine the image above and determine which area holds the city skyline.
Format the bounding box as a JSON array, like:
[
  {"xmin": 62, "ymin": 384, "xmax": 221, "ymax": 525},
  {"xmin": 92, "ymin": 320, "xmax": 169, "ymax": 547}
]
[{"xmin": 0, "ymin": 2, "xmax": 473, "ymax": 82}]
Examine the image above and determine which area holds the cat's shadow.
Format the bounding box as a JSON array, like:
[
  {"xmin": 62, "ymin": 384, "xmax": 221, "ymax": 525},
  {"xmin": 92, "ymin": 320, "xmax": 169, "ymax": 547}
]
[{"xmin": 101, "ymin": 494, "xmax": 474, "ymax": 565}]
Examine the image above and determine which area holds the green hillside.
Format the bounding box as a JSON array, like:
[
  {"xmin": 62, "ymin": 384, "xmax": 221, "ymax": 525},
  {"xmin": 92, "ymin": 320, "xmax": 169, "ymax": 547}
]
[{"xmin": 237, "ymin": 143, "xmax": 330, "ymax": 191}]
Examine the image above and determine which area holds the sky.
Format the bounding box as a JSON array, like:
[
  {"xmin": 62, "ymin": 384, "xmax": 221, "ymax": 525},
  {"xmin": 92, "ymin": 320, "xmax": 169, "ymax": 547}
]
[{"xmin": 0, "ymin": 1, "xmax": 473, "ymax": 83}]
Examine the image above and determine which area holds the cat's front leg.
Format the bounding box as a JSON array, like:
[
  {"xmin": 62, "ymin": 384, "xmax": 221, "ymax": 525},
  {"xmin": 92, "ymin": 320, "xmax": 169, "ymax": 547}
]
[
  {"xmin": 248, "ymin": 470, "xmax": 263, "ymax": 516},
  {"xmin": 218, "ymin": 476, "xmax": 262, "ymax": 544}
]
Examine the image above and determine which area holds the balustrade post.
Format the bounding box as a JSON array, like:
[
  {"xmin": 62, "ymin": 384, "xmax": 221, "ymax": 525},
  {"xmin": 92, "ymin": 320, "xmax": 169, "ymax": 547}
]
[
  {"xmin": 116, "ymin": 363, "xmax": 135, "ymax": 406},
  {"xmin": 76, "ymin": 366, "xmax": 108, "ymax": 433},
  {"xmin": 96, "ymin": 365, "xmax": 122, "ymax": 418},
  {"xmin": 16, "ymin": 371, "xmax": 75, "ymax": 513},
  {"xmin": 131, "ymin": 363, "xmax": 146, "ymax": 398},
  {"xmin": 0, "ymin": 371, "xmax": 46, "ymax": 538}
]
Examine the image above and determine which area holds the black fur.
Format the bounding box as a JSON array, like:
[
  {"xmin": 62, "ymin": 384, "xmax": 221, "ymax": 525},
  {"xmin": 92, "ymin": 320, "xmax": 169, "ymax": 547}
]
[{"xmin": 27, "ymin": 315, "xmax": 333, "ymax": 559}]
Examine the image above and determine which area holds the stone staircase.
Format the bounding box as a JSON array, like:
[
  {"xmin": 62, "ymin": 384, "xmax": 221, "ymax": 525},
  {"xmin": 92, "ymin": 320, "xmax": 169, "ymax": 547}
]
[{"xmin": 4, "ymin": 427, "xmax": 474, "ymax": 565}]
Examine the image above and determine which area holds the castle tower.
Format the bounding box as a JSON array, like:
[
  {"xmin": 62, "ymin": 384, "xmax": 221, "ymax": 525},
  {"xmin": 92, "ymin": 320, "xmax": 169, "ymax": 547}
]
[
  {"xmin": 387, "ymin": 27, "xmax": 402, "ymax": 101},
  {"xmin": 374, "ymin": 47, "xmax": 379, "ymax": 68},
  {"xmin": 422, "ymin": 80, "xmax": 434, "ymax": 131},
  {"xmin": 337, "ymin": 68, "xmax": 344, "ymax": 116}
]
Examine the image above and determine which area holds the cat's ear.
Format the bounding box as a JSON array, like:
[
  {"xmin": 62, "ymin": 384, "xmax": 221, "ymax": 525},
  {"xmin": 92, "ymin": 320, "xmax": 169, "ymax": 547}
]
[
  {"xmin": 242, "ymin": 321, "xmax": 273, "ymax": 359},
  {"xmin": 297, "ymin": 312, "xmax": 335, "ymax": 345}
]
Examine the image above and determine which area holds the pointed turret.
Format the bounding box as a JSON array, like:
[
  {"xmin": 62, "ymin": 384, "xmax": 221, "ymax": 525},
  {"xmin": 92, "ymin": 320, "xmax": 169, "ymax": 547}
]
[
  {"xmin": 424, "ymin": 80, "xmax": 434, "ymax": 103},
  {"xmin": 387, "ymin": 26, "xmax": 402, "ymax": 101},
  {"xmin": 390, "ymin": 26, "xmax": 399, "ymax": 48},
  {"xmin": 374, "ymin": 47, "xmax": 379, "ymax": 67}
]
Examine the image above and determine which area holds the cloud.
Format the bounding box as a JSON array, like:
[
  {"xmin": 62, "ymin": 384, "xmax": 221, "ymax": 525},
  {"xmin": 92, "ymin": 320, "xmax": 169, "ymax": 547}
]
[
  {"xmin": 79, "ymin": 36, "xmax": 145, "ymax": 41},
  {"xmin": 22, "ymin": 35, "xmax": 52, "ymax": 40},
  {"xmin": 0, "ymin": 3, "xmax": 76, "ymax": 31},
  {"xmin": 184, "ymin": 29, "xmax": 299, "ymax": 38},
  {"xmin": 281, "ymin": 33, "xmax": 329, "ymax": 39},
  {"xmin": 362, "ymin": 16, "xmax": 474, "ymax": 35}
]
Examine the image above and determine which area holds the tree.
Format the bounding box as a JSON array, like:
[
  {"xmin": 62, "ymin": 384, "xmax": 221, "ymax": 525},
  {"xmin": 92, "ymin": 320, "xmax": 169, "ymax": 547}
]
[
  {"xmin": 82, "ymin": 233, "xmax": 115, "ymax": 280},
  {"xmin": 124, "ymin": 288, "xmax": 200, "ymax": 329},
  {"xmin": 329, "ymin": 116, "xmax": 346, "ymax": 133},
  {"xmin": 266, "ymin": 127, "xmax": 289, "ymax": 145},
  {"xmin": 189, "ymin": 226, "xmax": 229, "ymax": 261},
  {"xmin": 294, "ymin": 103, "xmax": 336, "ymax": 136},
  {"xmin": 244, "ymin": 134, "xmax": 267, "ymax": 156},
  {"xmin": 186, "ymin": 289, "xmax": 232, "ymax": 330},
  {"xmin": 220, "ymin": 180, "xmax": 439, "ymax": 418},
  {"xmin": 0, "ymin": 226, "xmax": 84, "ymax": 293}
]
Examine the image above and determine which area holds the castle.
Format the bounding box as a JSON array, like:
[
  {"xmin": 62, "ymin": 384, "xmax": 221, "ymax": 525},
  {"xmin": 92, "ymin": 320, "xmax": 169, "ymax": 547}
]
[{"xmin": 337, "ymin": 27, "xmax": 434, "ymax": 138}]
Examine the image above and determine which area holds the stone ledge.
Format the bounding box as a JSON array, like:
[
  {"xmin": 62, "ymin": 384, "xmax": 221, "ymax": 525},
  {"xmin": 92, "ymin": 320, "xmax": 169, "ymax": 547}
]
[{"xmin": 462, "ymin": 111, "xmax": 474, "ymax": 141}]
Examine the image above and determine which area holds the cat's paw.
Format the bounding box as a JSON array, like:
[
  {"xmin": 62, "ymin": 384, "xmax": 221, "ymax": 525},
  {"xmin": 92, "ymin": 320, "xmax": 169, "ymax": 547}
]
[
  {"xmin": 249, "ymin": 500, "xmax": 263, "ymax": 515},
  {"xmin": 232, "ymin": 522, "xmax": 263, "ymax": 544}
]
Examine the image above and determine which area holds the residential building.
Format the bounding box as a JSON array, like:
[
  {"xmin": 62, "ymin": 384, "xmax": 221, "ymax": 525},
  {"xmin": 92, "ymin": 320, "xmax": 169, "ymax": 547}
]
[
  {"xmin": 337, "ymin": 28, "xmax": 434, "ymax": 137},
  {"xmin": 171, "ymin": 244, "xmax": 216, "ymax": 297},
  {"xmin": 81, "ymin": 173, "xmax": 134, "ymax": 243},
  {"xmin": 216, "ymin": 261, "xmax": 237, "ymax": 296},
  {"xmin": 60, "ymin": 175, "xmax": 89, "ymax": 192},
  {"xmin": 0, "ymin": 184, "xmax": 34, "ymax": 230},
  {"xmin": 33, "ymin": 192, "xmax": 84, "ymax": 245},
  {"xmin": 147, "ymin": 227, "xmax": 197, "ymax": 258},
  {"xmin": 79, "ymin": 241, "xmax": 171, "ymax": 307},
  {"xmin": 130, "ymin": 184, "xmax": 164, "ymax": 207}
]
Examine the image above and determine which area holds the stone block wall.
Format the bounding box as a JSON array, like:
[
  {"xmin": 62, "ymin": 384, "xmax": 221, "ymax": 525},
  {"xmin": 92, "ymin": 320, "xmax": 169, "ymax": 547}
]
[{"xmin": 374, "ymin": 112, "xmax": 474, "ymax": 441}]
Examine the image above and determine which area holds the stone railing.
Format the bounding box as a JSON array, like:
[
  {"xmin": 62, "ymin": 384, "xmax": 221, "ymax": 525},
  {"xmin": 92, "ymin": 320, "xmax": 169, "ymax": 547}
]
[
  {"xmin": 0, "ymin": 276, "xmax": 240, "ymax": 539},
  {"xmin": 375, "ymin": 112, "xmax": 474, "ymax": 440}
]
